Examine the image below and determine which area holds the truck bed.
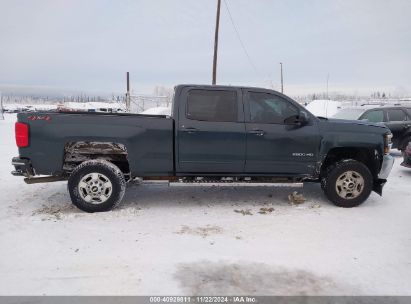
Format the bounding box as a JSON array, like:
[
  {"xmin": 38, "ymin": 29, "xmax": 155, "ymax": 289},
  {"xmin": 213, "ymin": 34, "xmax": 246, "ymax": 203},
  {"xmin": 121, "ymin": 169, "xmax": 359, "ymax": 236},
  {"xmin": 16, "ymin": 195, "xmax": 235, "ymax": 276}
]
[{"xmin": 17, "ymin": 111, "xmax": 174, "ymax": 176}]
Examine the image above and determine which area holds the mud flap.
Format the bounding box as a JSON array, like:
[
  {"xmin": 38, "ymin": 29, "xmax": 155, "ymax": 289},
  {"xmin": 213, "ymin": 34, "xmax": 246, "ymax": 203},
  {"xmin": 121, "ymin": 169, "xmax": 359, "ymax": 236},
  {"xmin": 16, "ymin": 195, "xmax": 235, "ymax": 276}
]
[{"xmin": 373, "ymin": 179, "xmax": 387, "ymax": 196}]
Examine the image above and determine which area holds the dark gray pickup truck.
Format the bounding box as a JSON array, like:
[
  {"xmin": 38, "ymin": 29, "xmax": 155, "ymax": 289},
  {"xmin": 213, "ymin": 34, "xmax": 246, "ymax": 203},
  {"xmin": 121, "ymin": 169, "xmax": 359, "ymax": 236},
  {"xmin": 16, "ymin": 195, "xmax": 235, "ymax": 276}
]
[{"xmin": 12, "ymin": 84, "xmax": 394, "ymax": 212}]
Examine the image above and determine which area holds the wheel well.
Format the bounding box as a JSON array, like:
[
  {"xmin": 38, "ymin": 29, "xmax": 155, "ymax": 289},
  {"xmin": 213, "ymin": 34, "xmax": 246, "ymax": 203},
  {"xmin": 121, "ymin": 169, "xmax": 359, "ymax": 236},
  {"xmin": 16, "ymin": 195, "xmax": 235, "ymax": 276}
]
[
  {"xmin": 321, "ymin": 147, "xmax": 379, "ymax": 178},
  {"xmin": 63, "ymin": 141, "xmax": 130, "ymax": 176}
]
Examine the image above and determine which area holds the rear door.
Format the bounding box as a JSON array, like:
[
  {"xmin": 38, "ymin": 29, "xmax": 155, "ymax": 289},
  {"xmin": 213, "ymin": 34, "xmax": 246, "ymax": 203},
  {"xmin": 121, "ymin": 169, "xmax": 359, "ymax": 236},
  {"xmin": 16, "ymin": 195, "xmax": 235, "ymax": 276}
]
[
  {"xmin": 176, "ymin": 87, "xmax": 246, "ymax": 173},
  {"xmin": 385, "ymin": 108, "xmax": 410, "ymax": 147},
  {"xmin": 243, "ymin": 89, "xmax": 321, "ymax": 175}
]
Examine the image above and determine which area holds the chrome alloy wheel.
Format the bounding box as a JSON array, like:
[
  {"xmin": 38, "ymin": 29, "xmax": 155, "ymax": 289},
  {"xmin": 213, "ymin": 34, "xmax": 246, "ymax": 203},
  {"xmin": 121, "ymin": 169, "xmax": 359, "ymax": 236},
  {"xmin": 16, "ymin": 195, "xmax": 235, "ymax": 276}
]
[
  {"xmin": 335, "ymin": 170, "xmax": 364, "ymax": 200},
  {"xmin": 78, "ymin": 173, "xmax": 113, "ymax": 204}
]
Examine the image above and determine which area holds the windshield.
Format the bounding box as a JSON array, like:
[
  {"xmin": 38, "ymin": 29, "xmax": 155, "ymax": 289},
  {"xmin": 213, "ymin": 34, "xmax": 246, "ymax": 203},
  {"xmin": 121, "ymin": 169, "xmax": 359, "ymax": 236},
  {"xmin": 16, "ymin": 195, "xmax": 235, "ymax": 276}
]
[{"xmin": 332, "ymin": 108, "xmax": 365, "ymax": 120}]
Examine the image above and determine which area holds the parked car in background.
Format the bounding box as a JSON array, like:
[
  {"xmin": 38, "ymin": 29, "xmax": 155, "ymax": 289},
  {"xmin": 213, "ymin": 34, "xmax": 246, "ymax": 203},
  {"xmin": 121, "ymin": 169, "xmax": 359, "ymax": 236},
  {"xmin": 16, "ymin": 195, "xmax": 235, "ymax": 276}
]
[
  {"xmin": 140, "ymin": 106, "xmax": 172, "ymax": 116},
  {"xmin": 358, "ymin": 106, "xmax": 411, "ymax": 151},
  {"xmin": 401, "ymin": 142, "xmax": 411, "ymax": 168},
  {"xmin": 331, "ymin": 107, "xmax": 368, "ymax": 120}
]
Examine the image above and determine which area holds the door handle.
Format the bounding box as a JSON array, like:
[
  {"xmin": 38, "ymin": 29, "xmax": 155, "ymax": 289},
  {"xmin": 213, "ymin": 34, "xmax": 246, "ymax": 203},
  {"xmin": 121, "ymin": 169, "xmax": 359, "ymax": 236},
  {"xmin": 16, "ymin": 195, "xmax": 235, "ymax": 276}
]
[
  {"xmin": 181, "ymin": 127, "xmax": 198, "ymax": 134},
  {"xmin": 249, "ymin": 129, "xmax": 265, "ymax": 136}
]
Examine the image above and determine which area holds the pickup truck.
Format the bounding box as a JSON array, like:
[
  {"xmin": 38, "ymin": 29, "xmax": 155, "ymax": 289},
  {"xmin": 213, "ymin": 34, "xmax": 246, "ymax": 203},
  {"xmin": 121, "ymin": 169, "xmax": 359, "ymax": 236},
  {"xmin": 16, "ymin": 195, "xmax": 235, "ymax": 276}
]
[{"xmin": 12, "ymin": 84, "xmax": 394, "ymax": 212}]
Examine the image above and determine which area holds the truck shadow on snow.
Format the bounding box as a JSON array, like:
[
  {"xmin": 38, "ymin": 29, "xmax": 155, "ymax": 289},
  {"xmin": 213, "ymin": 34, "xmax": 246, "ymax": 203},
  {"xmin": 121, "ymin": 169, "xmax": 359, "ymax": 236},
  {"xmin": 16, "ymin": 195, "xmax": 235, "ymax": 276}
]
[
  {"xmin": 174, "ymin": 261, "xmax": 354, "ymax": 295},
  {"xmin": 119, "ymin": 182, "xmax": 331, "ymax": 210},
  {"xmin": 33, "ymin": 181, "xmax": 382, "ymax": 218}
]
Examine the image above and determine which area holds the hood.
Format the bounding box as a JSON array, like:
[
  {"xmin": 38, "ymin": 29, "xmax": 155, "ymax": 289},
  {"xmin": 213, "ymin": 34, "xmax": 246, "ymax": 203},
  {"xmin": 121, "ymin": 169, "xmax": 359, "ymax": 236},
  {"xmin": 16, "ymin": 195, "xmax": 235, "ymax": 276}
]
[
  {"xmin": 317, "ymin": 117, "xmax": 390, "ymax": 137},
  {"xmin": 326, "ymin": 118, "xmax": 387, "ymax": 129}
]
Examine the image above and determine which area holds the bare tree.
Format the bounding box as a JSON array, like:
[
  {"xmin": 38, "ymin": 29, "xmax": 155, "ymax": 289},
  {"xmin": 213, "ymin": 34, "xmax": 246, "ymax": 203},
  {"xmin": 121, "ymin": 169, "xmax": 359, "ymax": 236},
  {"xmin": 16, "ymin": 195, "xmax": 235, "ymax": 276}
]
[{"xmin": 0, "ymin": 91, "xmax": 4, "ymax": 120}]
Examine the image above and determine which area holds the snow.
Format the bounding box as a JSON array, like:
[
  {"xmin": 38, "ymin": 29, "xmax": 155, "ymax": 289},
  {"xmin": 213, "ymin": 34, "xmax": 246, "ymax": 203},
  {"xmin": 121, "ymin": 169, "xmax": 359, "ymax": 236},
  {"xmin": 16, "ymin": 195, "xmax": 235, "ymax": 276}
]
[
  {"xmin": 59, "ymin": 101, "xmax": 126, "ymax": 112},
  {"xmin": 3, "ymin": 102, "xmax": 126, "ymax": 113},
  {"xmin": 0, "ymin": 113, "xmax": 411, "ymax": 295},
  {"xmin": 140, "ymin": 106, "xmax": 172, "ymax": 116},
  {"xmin": 3, "ymin": 103, "xmax": 58, "ymax": 112},
  {"xmin": 305, "ymin": 100, "xmax": 342, "ymax": 118}
]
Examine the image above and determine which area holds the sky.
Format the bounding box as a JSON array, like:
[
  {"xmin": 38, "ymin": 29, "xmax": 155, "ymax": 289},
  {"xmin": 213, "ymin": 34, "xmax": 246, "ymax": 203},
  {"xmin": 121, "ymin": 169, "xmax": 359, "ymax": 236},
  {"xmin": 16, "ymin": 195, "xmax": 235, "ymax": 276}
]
[{"xmin": 0, "ymin": 0, "xmax": 410, "ymax": 96}]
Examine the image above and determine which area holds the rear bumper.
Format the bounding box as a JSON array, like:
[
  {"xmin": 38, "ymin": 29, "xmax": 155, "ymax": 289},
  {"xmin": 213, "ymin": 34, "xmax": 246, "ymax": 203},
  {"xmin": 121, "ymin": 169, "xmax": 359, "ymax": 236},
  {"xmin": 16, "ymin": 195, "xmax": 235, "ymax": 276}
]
[
  {"xmin": 378, "ymin": 154, "xmax": 394, "ymax": 179},
  {"xmin": 11, "ymin": 157, "xmax": 34, "ymax": 177}
]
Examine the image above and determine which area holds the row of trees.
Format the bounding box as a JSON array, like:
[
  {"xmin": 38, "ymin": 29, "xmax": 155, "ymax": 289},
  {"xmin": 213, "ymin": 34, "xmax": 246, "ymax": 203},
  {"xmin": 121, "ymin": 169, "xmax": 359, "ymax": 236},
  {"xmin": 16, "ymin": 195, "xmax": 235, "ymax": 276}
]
[{"xmin": 2, "ymin": 86, "xmax": 409, "ymax": 106}]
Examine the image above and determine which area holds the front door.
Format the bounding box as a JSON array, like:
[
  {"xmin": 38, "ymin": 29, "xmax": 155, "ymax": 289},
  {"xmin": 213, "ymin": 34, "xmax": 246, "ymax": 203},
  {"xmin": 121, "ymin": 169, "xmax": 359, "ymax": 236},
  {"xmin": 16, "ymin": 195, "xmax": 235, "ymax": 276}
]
[
  {"xmin": 243, "ymin": 89, "xmax": 321, "ymax": 175},
  {"xmin": 177, "ymin": 87, "xmax": 246, "ymax": 173}
]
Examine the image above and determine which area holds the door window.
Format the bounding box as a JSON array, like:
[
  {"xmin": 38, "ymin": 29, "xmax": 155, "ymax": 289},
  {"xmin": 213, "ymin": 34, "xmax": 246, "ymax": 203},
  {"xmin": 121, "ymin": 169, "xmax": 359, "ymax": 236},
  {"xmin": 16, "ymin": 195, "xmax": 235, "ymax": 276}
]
[
  {"xmin": 186, "ymin": 89, "xmax": 238, "ymax": 122},
  {"xmin": 361, "ymin": 110, "xmax": 384, "ymax": 123},
  {"xmin": 247, "ymin": 92, "xmax": 298, "ymax": 124},
  {"xmin": 387, "ymin": 109, "xmax": 406, "ymax": 121}
]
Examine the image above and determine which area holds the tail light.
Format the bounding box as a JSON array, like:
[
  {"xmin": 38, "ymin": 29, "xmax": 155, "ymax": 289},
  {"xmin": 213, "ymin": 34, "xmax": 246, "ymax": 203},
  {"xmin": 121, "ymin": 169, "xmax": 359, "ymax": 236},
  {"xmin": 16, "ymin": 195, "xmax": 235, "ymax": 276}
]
[{"xmin": 15, "ymin": 122, "xmax": 29, "ymax": 148}]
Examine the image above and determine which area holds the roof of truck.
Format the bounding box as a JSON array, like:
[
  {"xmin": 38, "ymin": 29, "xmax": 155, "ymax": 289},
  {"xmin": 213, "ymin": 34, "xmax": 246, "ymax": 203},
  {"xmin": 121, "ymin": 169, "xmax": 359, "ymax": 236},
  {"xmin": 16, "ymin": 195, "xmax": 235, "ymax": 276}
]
[{"xmin": 175, "ymin": 84, "xmax": 283, "ymax": 93}]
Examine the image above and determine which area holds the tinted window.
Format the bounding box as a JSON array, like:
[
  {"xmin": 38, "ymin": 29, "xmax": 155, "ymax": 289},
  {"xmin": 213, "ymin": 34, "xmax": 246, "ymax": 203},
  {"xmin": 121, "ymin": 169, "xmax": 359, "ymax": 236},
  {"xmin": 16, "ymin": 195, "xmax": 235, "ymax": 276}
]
[
  {"xmin": 387, "ymin": 109, "xmax": 406, "ymax": 121},
  {"xmin": 247, "ymin": 92, "xmax": 298, "ymax": 124},
  {"xmin": 361, "ymin": 110, "xmax": 384, "ymax": 123},
  {"xmin": 186, "ymin": 90, "xmax": 238, "ymax": 122}
]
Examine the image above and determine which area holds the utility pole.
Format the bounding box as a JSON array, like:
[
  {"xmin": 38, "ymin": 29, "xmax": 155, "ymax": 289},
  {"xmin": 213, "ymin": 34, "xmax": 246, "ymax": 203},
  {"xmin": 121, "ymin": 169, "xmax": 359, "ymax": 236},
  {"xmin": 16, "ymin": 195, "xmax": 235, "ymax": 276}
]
[
  {"xmin": 279, "ymin": 62, "xmax": 284, "ymax": 93},
  {"xmin": 212, "ymin": 0, "xmax": 221, "ymax": 85},
  {"xmin": 0, "ymin": 91, "xmax": 4, "ymax": 120},
  {"xmin": 126, "ymin": 72, "xmax": 130, "ymax": 112},
  {"xmin": 326, "ymin": 73, "xmax": 330, "ymax": 99}
]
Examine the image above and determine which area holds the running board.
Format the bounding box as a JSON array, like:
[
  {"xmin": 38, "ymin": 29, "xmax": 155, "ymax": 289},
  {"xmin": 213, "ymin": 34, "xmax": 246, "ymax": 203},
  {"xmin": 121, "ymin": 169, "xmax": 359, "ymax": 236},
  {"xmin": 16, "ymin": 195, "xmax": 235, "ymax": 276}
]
[
  {"xmin": 139, "ymin": 180, "xmax": 303, "ymax": 187},
  {"xmin": 169, "ymin": 182, "xmax": 303, "ymax": 187},
  {"xmin": 24, "ymin": 176, "xmax": 68, "ymax": 184}
]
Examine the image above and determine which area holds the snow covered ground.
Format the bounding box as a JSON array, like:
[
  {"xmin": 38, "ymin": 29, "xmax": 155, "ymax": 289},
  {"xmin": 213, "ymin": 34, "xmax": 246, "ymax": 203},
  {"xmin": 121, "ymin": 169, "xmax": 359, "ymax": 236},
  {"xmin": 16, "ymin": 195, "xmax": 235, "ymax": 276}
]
[{"xmin": 0, "ymin": 113, "xmax": 410, "ymax": 295}]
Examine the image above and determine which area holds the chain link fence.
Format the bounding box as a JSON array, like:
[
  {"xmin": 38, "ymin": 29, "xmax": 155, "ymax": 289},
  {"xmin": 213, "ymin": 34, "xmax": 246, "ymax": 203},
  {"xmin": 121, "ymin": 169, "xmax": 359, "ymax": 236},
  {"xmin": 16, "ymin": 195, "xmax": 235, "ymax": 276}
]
[{"xmin": 129, "ymin": 94, "xmax": 172, "ymax": 113}]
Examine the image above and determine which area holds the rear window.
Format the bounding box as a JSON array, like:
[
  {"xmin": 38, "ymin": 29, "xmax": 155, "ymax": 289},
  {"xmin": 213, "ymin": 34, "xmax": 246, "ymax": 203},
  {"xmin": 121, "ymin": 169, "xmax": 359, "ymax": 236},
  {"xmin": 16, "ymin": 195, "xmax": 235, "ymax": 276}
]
[
  {"xmin": 186, "ymin": 89, "xmax": 238, "ymax": 122},
  {"xmin": 387, "ymin": 109, "xmax": 406, "ymax": 121}
]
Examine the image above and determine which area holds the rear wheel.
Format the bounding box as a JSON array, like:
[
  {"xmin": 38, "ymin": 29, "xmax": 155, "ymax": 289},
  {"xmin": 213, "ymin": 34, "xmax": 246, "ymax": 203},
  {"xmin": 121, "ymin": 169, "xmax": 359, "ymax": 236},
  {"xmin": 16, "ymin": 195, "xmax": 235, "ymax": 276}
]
[
  {"xmin": 68, "ymin": 160, "xmax": 126, "ymax": 212},
  {"xmin": 322, "ymin": 159, "xmax": 373, "ymax": 208}
]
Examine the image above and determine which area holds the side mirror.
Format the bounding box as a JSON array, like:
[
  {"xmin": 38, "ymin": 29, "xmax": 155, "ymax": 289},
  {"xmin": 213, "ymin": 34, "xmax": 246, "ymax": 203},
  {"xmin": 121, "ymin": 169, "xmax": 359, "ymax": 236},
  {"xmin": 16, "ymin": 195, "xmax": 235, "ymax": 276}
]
[{"xmin": 284, "ymin": 111, "xmax": 309, "ymax": 126}]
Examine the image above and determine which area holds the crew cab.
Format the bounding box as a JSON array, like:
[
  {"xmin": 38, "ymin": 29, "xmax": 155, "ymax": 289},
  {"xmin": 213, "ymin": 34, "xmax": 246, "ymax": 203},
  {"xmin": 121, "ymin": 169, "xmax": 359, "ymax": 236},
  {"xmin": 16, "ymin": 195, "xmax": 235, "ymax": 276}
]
[{"xmin": 12, "ymin": 85, "xmax": 394, "ymax": 212}]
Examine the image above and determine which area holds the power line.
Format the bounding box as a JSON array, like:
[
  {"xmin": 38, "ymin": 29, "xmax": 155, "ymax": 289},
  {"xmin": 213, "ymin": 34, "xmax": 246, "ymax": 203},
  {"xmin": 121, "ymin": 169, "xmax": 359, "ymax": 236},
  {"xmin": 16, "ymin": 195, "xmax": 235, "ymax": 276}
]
[{"xmin": 222, "ymin": 0, "xmax": 261, "ymax": 79}]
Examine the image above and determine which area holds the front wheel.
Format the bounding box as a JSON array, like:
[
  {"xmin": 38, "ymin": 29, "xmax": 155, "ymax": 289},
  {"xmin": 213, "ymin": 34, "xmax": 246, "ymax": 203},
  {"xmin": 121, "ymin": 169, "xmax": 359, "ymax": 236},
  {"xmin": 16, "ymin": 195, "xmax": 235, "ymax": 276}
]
[
  {"xmin": 68, "ymin": 160, "xmax": 126, "ymax": 212},
  {"xmin": 322, "ymin": 159, "xmax": 373, "ymax": 208}
]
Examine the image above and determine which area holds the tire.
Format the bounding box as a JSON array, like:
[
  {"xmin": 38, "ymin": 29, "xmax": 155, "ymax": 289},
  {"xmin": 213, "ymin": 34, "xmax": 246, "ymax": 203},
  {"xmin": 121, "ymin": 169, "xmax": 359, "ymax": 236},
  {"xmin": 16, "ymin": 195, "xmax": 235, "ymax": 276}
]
[
  {"xmin": 399, "ymin": 136, "xmax": 411, "ymax": 151},
  {"xmin": 68, "ymin": 160, "xmax": 126, "ymax": 212},
  {"xmin": 322, "ymin": 159, "xmax": 373, "ymax": 208}
]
